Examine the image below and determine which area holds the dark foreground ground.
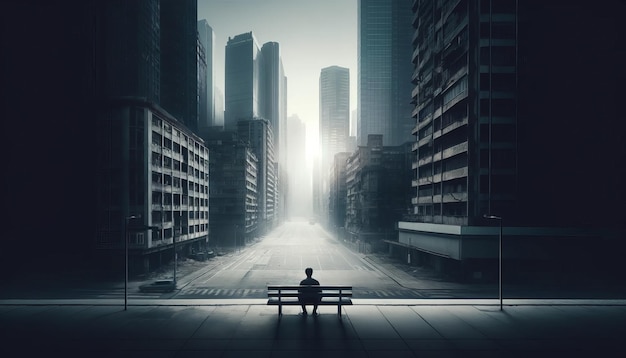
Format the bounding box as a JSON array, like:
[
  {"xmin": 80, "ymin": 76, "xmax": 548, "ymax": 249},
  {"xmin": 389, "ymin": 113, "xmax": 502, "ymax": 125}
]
[{"xmin": 1, "ymin": 300, "xmax": 626, "ymax": 357}]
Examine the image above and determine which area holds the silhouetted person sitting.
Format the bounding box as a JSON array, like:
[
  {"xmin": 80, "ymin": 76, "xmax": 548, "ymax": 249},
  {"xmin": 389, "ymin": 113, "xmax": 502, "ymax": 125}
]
[{"xmin": 298, "ymin": 267, "xmax": 321, "ymax": 315}]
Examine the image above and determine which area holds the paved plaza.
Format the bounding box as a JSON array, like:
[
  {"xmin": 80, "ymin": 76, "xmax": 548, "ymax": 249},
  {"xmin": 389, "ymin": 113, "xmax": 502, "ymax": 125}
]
[{"xmin": 2, "ymin": 299, "xmax": 626, "ymax": 357}]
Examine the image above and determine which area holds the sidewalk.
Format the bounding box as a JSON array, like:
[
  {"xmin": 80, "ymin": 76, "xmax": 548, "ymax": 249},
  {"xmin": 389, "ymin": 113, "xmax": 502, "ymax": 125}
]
[{"xmin": 2, "ymin": 299, "xmax": 626, "ymax": 357}]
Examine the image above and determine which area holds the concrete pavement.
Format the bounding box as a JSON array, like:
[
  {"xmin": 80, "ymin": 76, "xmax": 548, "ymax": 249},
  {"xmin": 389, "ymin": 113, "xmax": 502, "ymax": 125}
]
[{"xmin": 1, "ymin": 299, "xmax": 626, "ymax": 357}]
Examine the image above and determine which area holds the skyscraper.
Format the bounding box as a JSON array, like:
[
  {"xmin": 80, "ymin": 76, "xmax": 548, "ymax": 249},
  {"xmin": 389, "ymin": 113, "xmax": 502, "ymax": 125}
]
[
  {"xmin": 160, "ymin": 0, "xmax": 198, "ymax": 133},
  {"xmin": 261, "ymin": 42, "xmax": 287, "ymax": 163},
  {"xmin": 357, "ymin": 0, "xmax": 413, "ymax": 146},
  {"xmin": 286, "ymin": 115, "xmax": 310, "ymax": 217},
  {"xmin": 319, "ymin": 66, "xmax": 350, "ymax": 178},
  {"xmin": 197, "ymin": 19, "xmax": 216, "ymax": 138},
  {"xmin": 397, "ymin": 0, "xmax": 626, "ymax": 280},
  {"xmin": 224, "ymin": 32, "xmax": 263, "ymax": 131},
  {"xmin": 224, "ymin": 32, "xmax": 287, "ymax": 227},
  {"xmin": 97, "ymin": 0, "xmax": 161, "ymax": 103}
]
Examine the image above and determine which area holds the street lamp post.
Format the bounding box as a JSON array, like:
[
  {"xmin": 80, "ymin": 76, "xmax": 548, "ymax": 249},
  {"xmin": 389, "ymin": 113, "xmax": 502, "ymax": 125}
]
[
  {"xmin": 173, "ymin": 213, "xmax": 181, "ymax": 285},
  {"xmin": 484, "ymin": 214, "xmax": 503, "ymax": 310},
  {"xmin": 124, "ymin": 215, "xmax": 138, "ymax": 311},
  {"xmin": 125, "ymin": 215, "xmax": 157, "ymax": 311}
]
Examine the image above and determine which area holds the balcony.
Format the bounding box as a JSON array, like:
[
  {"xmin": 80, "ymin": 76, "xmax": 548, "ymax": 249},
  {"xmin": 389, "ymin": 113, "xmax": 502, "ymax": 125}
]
[
  {"xmin": 442, "ymin": 141, "xmax": 468, "ymax": 159},
  {"xmin": 411, "ymin": 123, "xmax": 420, "ymax": 136},
  {"xmin": 443, "ymin": 191, "xmax": 468, "ymax": 203},
  {"xmin": 418, "ymin": 196, "xmax": 433, "ymax": 204},
  {"xmin": 412, "ymin": 85, "xmax": 420, "ymax": 99},
  {"xmin": 418, "ymin": 136, "xmax": 433, "ymax": 147},
  {"xmin": 442, "ymin": 116, "xmax": 468, "ymax": 136},
  {"xmin": 418, "ymin": 156, "xmax": 432, "ymax": 166},
  {"xmin": 442, "ymin": 166, "xmax": 468, "ymax": 181}
]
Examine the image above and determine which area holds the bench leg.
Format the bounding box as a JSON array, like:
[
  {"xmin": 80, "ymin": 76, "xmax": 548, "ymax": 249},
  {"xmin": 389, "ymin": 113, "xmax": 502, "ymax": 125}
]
[
  {"xmin": 338, "ymin": 304, "xmax": 341, "ymax": 316},
  {"xmin": 278, "ymin": 304, "xmax": 282, "ymax": 316}
]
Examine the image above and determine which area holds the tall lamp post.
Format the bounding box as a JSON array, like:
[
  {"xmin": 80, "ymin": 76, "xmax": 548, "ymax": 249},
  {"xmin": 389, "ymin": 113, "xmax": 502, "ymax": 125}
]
[
  {"xmin": 484, "ymin": 214, "xmax": 503, "ymax": 310},
  {"xmin": 125, "ymin": 215, "xmax": 158, "ymax": 311},
  {"xmin": 173, "ymin": 213, "xmax": 181, "ymax": 285},
  {"xmin": 124, "ymin": 215, "xmax": 137, "ymax": 311}
]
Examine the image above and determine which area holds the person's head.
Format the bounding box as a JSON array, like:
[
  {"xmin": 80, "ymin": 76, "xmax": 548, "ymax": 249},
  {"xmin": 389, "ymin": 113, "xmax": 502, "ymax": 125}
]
[{"xmin": 305, "ymin": 267, "xmax": 313, "ymax": 277}]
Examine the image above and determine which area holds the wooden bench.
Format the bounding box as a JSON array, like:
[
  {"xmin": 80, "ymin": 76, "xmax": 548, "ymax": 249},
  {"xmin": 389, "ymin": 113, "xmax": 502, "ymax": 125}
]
[{"xmin": 267, "ymin": 285, "xmax": 353, "ymax": 316}]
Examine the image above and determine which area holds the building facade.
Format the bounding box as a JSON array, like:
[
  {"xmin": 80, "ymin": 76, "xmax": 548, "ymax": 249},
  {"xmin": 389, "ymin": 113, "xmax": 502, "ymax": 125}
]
[
  {"xmin": 319, "ymin": 66, "xmax": 351, "ymax": 178},
  {"xmin": 160, "ymin": 0, "xmax": 198, "ymax": 134},
  {"xmin": 329, "ymin": 152, "xmax": 351, "ymax": 233},
  {"xmin": 398, "ymin": 0, "xmax": 626, "ymax": 281},
  {"xmin": 237, "ymin": 119, "xmax": 277, "ymax": 233},
  {"xmin": 96, "ymin": 98, "xmax": 209, "ymax": 274},
  {"xmin": 345, "ymin": 135, "xmax": 412, "ymax": 252},
  {"xmin": 285, "ymin": 115, "xmax": 310, "ymax": 218},
  {"xmin": 319, "ymin": 66, "xmax": 350, "ymax": 223},
  {"xmin": 357, "ymin": 0, "xmax": 414, "ymax": 146},
  {"xmin": 96, "ymin": 0, "xmax": 161, "ymax": 103},
  {"xmin": 205, "ymin": 131, "xmax": 258, "ymax": 247},
  {"xmin": 197, "ymin": 19, "xmax": 216, "ymax": 138},
  {"xmin": 224, "ymin": 32, "xmax": 264, "ymax": 131}
]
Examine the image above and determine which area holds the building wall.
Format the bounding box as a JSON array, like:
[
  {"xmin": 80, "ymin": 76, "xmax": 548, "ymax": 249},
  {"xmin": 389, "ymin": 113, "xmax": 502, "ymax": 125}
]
[
  {"xmin": 225, "ymin": 32, "xmax": 263, "ymax": 131},
  {"xmin": 205, "ymin": 130, "xmax": 258, "ymax": 246},
  {"xmin": 238, "ymin": 119, "xmax": 277, "ymax": 233},
  {"xmin": 345, "ymin": 135, "xmax": 412, "ymax": 244},
  {"xmin": 410, "ymin": 0, "xmax": 626, "ymax": 229},
  {"xmin": 95, "ymin": 99, "xmax": 209, "ymax": 273},
  {"xmin": 358, "ymin": 0, "xmax": 413, "ymax": 146},
  {"xmin": 160, "ymin": 0, "xmax": 198, "ymax": 133},
  {"xmin": 198, "ymin": 20, "xmax": 216, "ymax": 137},
  {"xmin": 97, "ymin": 0, "xmax": 161, "ymax": 103},
  {"xmin": 402, "ymin": 0, "xmax": 626, "ymax": 278},
  {"xmin": 329, "ymin": 152, "xmax": 351, "ymax": 230}
]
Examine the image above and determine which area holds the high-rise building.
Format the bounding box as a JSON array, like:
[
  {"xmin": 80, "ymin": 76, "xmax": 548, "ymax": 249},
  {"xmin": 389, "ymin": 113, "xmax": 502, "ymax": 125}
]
[
  {"xmin": 357, "ymin": 0, "xmax": 413, "ymax": 146},
  {"xmin": 345, "ymin": 135, "xmax": 412, "ymax": 251},
  {"xmin": 160, "ymin": 0, "xmax": 198, "ymax": 133},
  {"xmin": 92, "ymin": 0, "xmax": 209, "ymax": 275},
  {"xmin": 261, "ymin": 42, "xmax": 288, "ymax": 161},
  {"xmin": 261, "ymin": 42, "xmax": 288, "ymax": 221},
  {"xmin": 237, "ymin": 119, "xmax": 277, "ymax": 233},
  {"xmin": 197, "ymin": 19, "xmax": 216, "ymax": 138},
  {"xmin": 97, "ymin": 0, "xmax": 161, "ymax": 103},
  {"xmin": 95, "ymin": 98, "xmax": 210, "ymax": 275},
  {"xmin": 398, "ymin": 0, "xmax": 626, "ymax": 280},
  {"xmin": 205, "ymin": 131, "xmax": 258, "ymax": 246},
  {"xmin": 286, "ymin": 115, "xmax": 310, "ymax": 218},
  {"xmin": 224, "ymin": 32, "xmax": 287, "ymax": 228},
  {"xmin": 224, "ymin": 32, "xmax": 264, "ymax": 131},
  {"xmin": 319, "ymin": 66, "xmax": 350, "ymax": 176}
]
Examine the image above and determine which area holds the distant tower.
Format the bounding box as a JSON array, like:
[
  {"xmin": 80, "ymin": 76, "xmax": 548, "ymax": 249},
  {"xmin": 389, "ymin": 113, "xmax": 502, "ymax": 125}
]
[
  {"xmin": 358, "ymin": 0, "xmax": 413, "ymax": 146},
  {"xmin": 319, "ymin": 66, "xmax": 350, "ymax": 177},
  {"xmin": 197, "ymin": 19, "xmax": 215, "ymax": 138},
  {"xmin": 261, "ymin": 42, "xmax": 287, "ymax": 162},
  {"xmin": 224, "ymin": 32, "xmax": 263, "ymax": 131}
]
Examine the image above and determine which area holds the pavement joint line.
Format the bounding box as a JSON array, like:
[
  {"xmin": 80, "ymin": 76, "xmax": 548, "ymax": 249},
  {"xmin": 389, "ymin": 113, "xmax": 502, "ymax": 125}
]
[{"xmin": 2, "ymin": 299, "xmax": 626, "ymax": 307}]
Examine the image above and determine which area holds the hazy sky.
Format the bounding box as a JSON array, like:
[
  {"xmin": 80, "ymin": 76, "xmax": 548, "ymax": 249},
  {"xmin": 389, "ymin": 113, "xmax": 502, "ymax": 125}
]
[{"xmin": 198, "ymin": 0, "xmax": 358, "ymax": 161}]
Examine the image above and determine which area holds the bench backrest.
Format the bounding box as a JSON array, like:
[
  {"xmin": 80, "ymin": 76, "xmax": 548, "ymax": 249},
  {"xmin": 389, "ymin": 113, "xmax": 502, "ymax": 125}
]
[{"xmin": 267, "ymin": 285, "xmax": 352, "ymax": 292}]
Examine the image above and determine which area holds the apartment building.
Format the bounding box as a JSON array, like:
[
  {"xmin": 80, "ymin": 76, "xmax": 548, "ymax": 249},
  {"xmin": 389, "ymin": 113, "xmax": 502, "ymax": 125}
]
[
  {"xmin": 205, "ymin": 131, "xmax": 259, "ymax": 247},
  {"xmin": 346, "ymin": 135, "xmax": 412, "ymax": 252},
  {"xmin": 96, "ymin": 98, "xmax": 209, "ymax": 275},
  {"xmin": 397, "ymin": 0, "xmax": 626, "ymax": 280}
]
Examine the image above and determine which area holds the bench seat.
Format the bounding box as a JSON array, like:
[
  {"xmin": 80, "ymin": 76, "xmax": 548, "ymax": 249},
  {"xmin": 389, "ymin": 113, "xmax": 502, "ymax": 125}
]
[{"xmin": 267, "ymin": 285, "xmax": 353, "ymax": 316}]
